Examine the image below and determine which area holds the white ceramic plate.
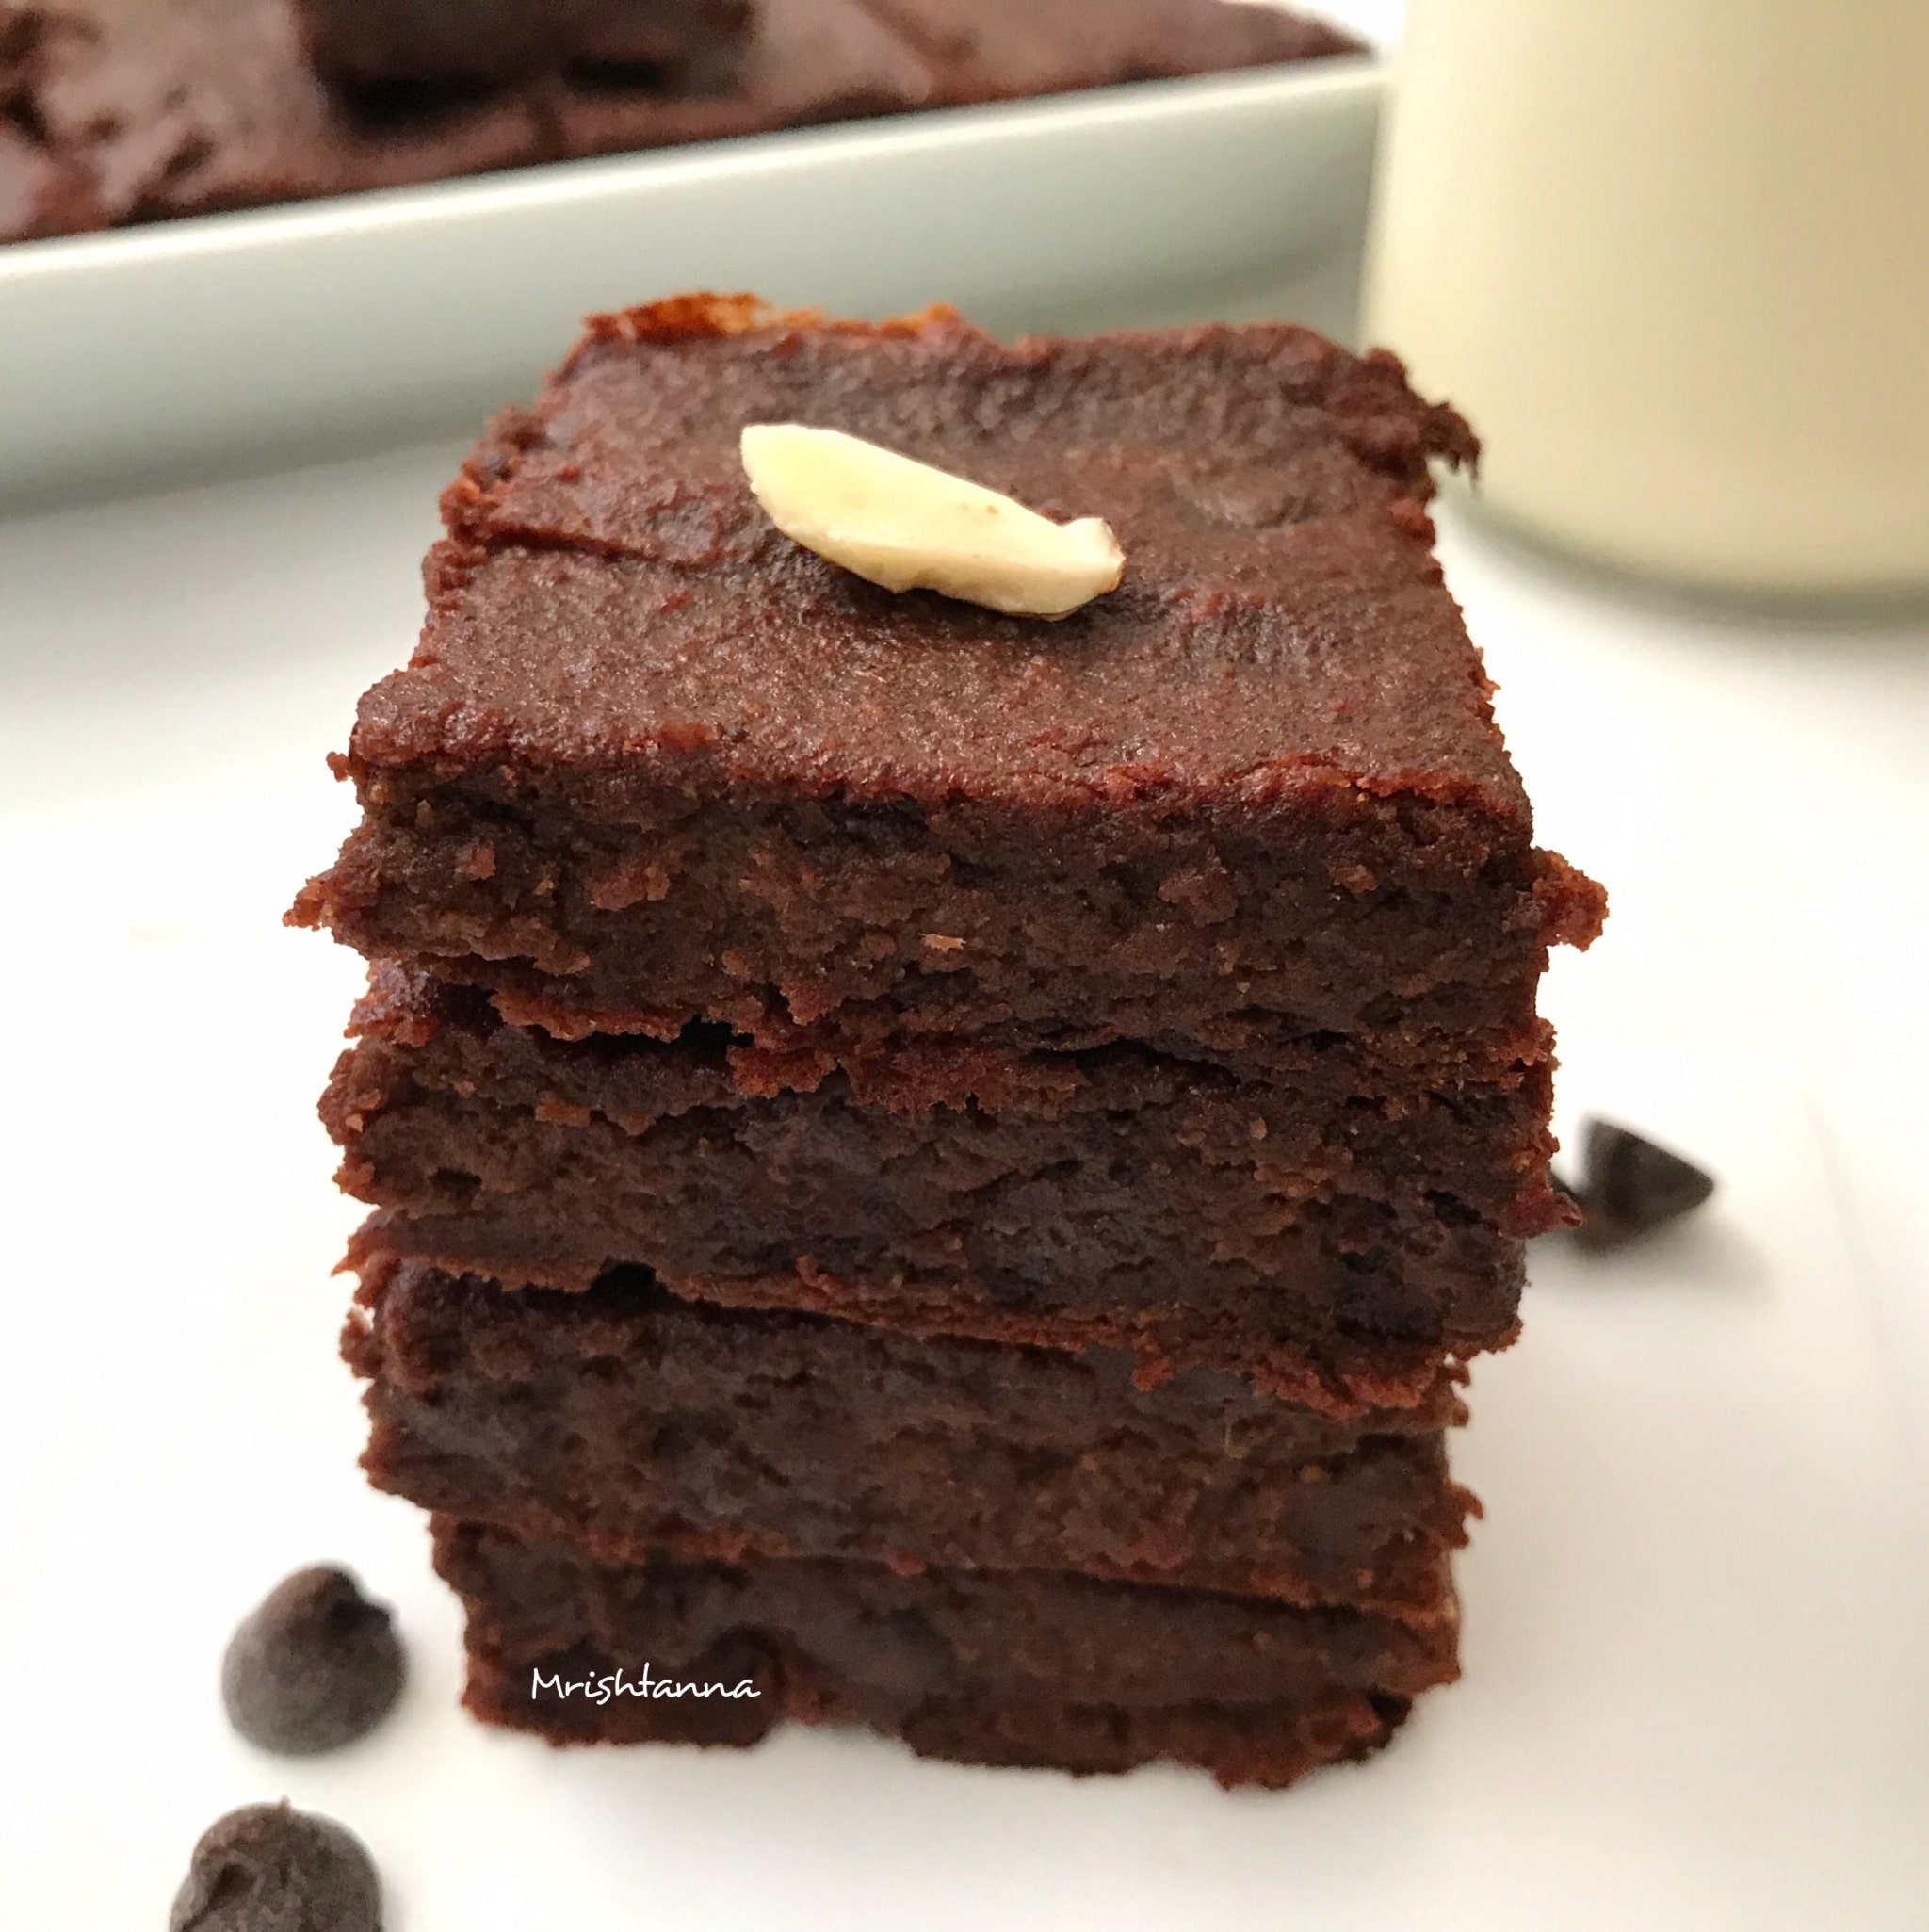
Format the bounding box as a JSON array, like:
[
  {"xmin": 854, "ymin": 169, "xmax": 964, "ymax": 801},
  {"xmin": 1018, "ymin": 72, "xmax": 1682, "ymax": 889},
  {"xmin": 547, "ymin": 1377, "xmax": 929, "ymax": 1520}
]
[
  {"xmin": 2, "ymin": 443, "xmax": 1927, "ymax": 1932},
  {"xmin": 0, "ymin": 55, "xmax": 1380, "ymax": 508}
]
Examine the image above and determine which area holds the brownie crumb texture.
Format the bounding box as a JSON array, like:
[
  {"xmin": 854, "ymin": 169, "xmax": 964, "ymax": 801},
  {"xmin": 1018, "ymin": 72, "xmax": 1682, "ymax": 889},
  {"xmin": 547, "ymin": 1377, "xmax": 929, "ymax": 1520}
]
[{"xmin": 435, "ymin": 1516, "xmax": 1458, "ymax": 1788}]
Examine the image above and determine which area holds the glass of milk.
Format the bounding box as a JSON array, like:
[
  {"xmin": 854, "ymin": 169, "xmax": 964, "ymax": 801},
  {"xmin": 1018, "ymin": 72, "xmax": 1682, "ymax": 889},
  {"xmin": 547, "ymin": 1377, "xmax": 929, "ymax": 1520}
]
[{"xmin": 1363, "ymin": 0, "xmax": 1929, "ymax": 594}]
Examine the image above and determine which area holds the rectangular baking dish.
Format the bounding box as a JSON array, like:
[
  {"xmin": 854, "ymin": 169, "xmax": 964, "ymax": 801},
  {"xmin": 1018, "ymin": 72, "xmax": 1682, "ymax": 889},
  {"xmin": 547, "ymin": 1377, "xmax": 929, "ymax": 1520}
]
[{"xmin": 0, "ymin": 57, "xmax": 1380, "ymax": 507}]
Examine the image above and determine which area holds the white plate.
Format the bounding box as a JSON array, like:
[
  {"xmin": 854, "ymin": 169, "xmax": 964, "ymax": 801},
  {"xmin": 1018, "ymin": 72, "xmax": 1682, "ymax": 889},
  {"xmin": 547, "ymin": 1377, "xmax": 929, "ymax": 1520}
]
[
  {"xmin": 3, "ymin": 440, "xmax": 1928, "ymax": 1929},
  {"xmin": 0, "ymin": 57, "xmax": 1379, "ymax": 508}
]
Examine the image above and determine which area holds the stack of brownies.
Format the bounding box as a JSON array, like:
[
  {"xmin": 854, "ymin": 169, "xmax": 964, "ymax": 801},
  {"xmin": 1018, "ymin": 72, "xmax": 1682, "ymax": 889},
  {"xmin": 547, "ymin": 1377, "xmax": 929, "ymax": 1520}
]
[{"xmin": 296, "ymin": 298, "xmax": 1603, "ymax": 1787}]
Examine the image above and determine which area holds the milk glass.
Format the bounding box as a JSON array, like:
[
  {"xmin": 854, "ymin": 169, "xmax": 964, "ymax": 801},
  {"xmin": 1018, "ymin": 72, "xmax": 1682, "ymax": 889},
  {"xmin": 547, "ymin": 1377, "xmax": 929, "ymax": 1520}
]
[{"xmin": 1364, "ymin": 0, "xmax": 1929, "ymax": 593}]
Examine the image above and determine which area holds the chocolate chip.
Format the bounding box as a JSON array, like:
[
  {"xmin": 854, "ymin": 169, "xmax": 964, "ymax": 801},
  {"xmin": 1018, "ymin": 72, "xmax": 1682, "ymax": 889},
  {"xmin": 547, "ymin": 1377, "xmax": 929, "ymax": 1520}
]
[
  {"xmin": 1564, "ymin": 1118, "xmax": 1715, "ymax": 1250},
  {"xmin": 169, "ymin": 1801, "xmax": 381, "ymax": 1932},
  {"xmin": 221, "ymin": 1567, "xmax": 404, "ymax": 1756}
]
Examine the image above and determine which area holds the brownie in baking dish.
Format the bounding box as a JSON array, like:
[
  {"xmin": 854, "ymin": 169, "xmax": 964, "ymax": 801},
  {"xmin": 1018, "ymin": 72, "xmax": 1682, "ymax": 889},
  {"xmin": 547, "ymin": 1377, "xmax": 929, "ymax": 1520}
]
[
  {"xmin": 348, "ymin": 1248, "xmax": 1475, "ymax": 1617},
  {"xmin": 292, "ymin": 0, "xmax": 749, "ymax": 89},
  {"xmin": 292, "ymin": 298, "xmax": 1604, "ymax": 1077},
  {"xmin": 542, "ymin": 0, "xmax": 1362, "ymax": 166},
  {"xmin": 0, "ymin": 0, "xmax": 1360, "ymax": 242},
  {"xmin": 859, "ymin": 0, "xmax": 1358, "ymax": 94},
  {"xmin": 434, "ymin": 1517, "xmax": 1460, "ymax": 1786},
  {"xmin": 0, "ymin": 0, "xmax": 549, "ymax": 236}
]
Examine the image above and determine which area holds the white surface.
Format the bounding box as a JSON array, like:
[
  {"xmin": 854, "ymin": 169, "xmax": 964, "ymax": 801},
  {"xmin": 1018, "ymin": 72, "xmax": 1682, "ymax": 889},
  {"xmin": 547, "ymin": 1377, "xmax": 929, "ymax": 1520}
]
[
  {"xmin": 0, "ymin": 57, "xmax": 1378, "ymax": 509},
  {"xmin": 1366, "ymin": 0, "xmax": 1929, "ymax": 592},
  {"xmin": 2, "ymin": 438, "xmax": 1927, "ymax": 1928}
]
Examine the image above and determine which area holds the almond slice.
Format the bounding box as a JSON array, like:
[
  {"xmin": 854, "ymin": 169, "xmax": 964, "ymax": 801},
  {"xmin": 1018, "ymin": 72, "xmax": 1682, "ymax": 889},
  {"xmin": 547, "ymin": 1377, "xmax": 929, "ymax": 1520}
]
[{"xmin": 739, "ymin": 423, "xmax": 1124, "ymax": 620}]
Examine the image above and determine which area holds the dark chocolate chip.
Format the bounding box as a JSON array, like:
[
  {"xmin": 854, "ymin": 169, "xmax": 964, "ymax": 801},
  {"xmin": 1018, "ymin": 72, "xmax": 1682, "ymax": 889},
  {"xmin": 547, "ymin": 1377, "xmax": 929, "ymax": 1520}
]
[
  {"xmin": 169, "ymin": 1801, "xmax": 381, "ymax": 1932},
  {"xmin": 1570, "ymin": 1119, "xmax": 1715, "ymax": 1250},
  {"xmin": 221, "ymin": 1567, "xmax": 404, "ymax": 1756}
]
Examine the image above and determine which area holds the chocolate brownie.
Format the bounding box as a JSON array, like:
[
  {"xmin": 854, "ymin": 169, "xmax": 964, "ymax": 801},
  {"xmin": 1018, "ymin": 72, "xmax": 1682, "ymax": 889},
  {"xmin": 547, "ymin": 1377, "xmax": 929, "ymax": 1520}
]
[
  {"xmin": 293, "ymin": 0, "xmax": 748, "ymax": 89},
  {"xmin": 292, "ymin": 300, "xmax": 1604, "ymax": 1084},
  {"xmin": 0, "ymin": 0, "xmax": 548, "ymax": 235},
  {"xmin": 348, "ymin": 1249, "xmax": 1474, "ymax": 1616},
  {"xmin": 0, "ymin": 0, "xmax": 1360, "ymax": 242},
  {"xmin": 365, "ymin": 1210, "xmax": 1515, "ymax": 1413},
  {"xmin": 322, "ymin": 969, "xmax": 1560, "ymax": 1403},
  {"xmin": 335, "ymin": 966, "xmax": 1566, "ymax": 1231},
  {"xmin": 543, "ymin": 0, "xmax": 1361, "ymax": 166},
  {"xmin": 0, "ymin": 119, "xmax": 91, "ymax": 239},
  {"xmin": 861, "ymin": 0, "xmax": 1357, "ymax": 96},
  {"xmin": 435, "ymin": 1517, "xmax": 1458, "ymax": 1786}
]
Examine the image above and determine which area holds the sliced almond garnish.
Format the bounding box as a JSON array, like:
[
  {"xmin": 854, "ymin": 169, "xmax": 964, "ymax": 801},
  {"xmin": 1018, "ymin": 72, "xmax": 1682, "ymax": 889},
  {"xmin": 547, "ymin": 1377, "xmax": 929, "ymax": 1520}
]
[{"xmin": 740, "ymin": 423, "xmax": 1124, "ymax": 620}]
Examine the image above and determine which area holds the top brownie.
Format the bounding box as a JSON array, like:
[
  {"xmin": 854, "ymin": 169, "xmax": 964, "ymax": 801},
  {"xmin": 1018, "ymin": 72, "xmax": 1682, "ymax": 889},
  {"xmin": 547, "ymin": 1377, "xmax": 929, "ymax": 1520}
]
[{"xmin": 295, "ymin": 298, "xmax": 1602, "ymax": 1074}]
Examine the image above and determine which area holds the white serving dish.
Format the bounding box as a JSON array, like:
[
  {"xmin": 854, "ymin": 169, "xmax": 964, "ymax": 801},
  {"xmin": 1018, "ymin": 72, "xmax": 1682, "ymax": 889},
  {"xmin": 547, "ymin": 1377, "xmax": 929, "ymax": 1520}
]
[
  {"xmin": 3, "ymin": 452, "xmax": 1927, "ymax": 1930},
  {"xmin": 0, "ymin": 57, "xmax": 1380, "ymax": 507}
]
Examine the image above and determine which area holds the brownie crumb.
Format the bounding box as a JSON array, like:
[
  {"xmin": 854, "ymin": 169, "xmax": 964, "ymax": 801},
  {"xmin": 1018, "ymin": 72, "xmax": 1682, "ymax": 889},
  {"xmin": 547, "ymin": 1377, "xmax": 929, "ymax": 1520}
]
[
  {"xmin": 1558, "ymin": 1119, "xmax": 1715, "ymax": 1250},
  {"xmin": 169, "ymin": 1800, "xmax": 381, "ymax": 1932},
  {"xmin": 220, "ymin": 1567, "xmax": 404, "ymax": 1756}
]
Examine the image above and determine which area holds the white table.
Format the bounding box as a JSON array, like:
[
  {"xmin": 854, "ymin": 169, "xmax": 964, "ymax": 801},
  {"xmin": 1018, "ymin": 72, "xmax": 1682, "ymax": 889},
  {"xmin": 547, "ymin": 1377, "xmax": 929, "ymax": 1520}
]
[{"xmin": 2, "ymin": 438, "xmax": 1925, "ymax": 1929}]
